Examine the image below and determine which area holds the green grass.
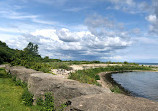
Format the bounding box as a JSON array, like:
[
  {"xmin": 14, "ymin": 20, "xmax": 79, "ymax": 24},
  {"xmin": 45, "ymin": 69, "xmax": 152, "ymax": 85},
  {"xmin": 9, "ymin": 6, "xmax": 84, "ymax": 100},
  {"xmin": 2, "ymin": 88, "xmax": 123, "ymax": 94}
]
[
  {"xmin": 110, "ymin": 85, "xmax": 121, "ymax": 93},
  {"xmin": 0, "ymin": 68, "xmax": 41, "ymax": 111},
  {"xmin": 46, "ymin": 62, "xmax": 72, "ymax": 70},
  {"xmin": 69, "ymin": 65, "xmax": 152, "ymax": 85}
]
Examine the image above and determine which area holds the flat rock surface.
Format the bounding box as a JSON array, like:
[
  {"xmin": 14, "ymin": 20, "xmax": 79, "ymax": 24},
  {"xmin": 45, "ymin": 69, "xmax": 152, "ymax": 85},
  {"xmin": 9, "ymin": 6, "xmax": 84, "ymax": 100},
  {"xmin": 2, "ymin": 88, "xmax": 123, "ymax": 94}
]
[
  {"xmin": 70, "ymin": 93, "xmax": 158, "ymax": 111},
  {"xmin": 28, "ymin": 73, "xmax": 111, "ymax": 106}
]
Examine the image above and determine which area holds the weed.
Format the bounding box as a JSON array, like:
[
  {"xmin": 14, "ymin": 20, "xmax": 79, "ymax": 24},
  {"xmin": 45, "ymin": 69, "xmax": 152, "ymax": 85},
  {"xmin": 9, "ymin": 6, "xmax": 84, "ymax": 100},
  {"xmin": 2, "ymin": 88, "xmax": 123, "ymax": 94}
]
[
  {"xmin": 36, "ymin": 97, "xmax": 44, "ymax": 106},
  {"xmin": 12, "ymin": 76, "xmax": 16, "ymax": 82},
  {"xmin": 21, "ymin": 88, "xmax": 34, "ymax": 106},
  {"xmin": 110, "ymin": 86, "xmax": 121, "ymax": 93},
  {"xmin": 42, "ymin": 92, "xmax": 55, "ymax": 111},
  {"xmin": 15, "ymin": 79, "xmax": 22, "ymax": 86}
]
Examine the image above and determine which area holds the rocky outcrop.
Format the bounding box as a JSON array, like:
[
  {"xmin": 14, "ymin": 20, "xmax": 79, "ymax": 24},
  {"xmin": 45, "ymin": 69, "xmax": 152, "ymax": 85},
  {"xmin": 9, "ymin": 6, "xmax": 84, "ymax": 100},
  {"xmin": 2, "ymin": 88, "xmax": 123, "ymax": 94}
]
[
  {"xmin": 70, "ymin": 93, "xmax": 158, "ymax": 111},
  {"xmin": 6, "ymin": 65, "xmax": 42, "ymax": 83},
  {"xmin": 28, "ymin": 73, "xmax": 110, "ymax": 106},
  {"xmin": 5, "ymin": 65, "xmax": 110, "ymax": 107},
  {"xmin": 5, "ymin": 65, "xmax": 158, "ymax": 111}
]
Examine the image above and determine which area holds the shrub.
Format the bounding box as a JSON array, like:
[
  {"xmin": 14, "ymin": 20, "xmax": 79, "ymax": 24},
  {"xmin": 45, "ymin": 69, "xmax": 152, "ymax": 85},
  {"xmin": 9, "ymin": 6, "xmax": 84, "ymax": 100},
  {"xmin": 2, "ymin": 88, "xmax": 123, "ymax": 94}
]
[
  {"xmin": 37, "ymin": 92, "xmax": 68, "ymax": 111},
  {"xmin": 36, "ymin": 97, "xmax": 44, "ymax": 106},
  {"xmin": 110, "ymin": 86, "xmax": 121, "ymax": 93},
  {"xmin": 12, "ymin": 76, "xmax": 16, "ymax": 82},
  {"xmin": 21, "ymin": 89, "xmax": 34, "ymax": 106},
  {"xmin": 15, "ymin": 79, "xmax": 22, "ymax": 86},
  {"xmin": 21, "ymin": 82, "xmax": 27, "ymax": 88},
  {"xmin": 41, "ymin": 92, "xmax": 55, "ymax": 111}
]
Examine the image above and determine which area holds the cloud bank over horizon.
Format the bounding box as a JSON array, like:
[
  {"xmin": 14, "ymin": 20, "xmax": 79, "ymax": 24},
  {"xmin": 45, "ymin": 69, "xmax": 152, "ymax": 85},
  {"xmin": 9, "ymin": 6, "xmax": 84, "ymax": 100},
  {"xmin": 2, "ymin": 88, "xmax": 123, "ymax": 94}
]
[{"xmin": 1, "ymin": 0, "xmax": 158, "ymax": 62}]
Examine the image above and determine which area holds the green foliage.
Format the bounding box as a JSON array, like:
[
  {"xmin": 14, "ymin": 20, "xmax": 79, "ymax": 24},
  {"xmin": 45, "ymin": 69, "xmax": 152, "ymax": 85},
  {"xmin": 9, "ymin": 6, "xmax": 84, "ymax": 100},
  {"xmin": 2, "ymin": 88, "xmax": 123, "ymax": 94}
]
[
  {"xmin": 21, "ymin": 88, "xmax": 34, "ymax": 106},
  {"xmin": 11, "ymin": 76, "xmax": 33, "ymax": 106},
  {"xmin": 124, "ymin": 61, "xmax": 128, "ymax": 64},
  {"xmin": 110, "ymin": 86, "xmax": 121, "ymax": 93},
  {"xmin": 47, "ymin": 62, "xmax": 72, "ymax": 70},
  {"xmin": 69, "ymin": 65, "xmax": 152, "ymax": 85},
  {"xmin": 0, "ymin": 41, "xmax": 16, "ymax": 64},
  {"xmin": 57, "ymin": 104, "xmax": 67, "ymax": 111},
  {"xmin": 62, "ymin": 60, "xmax": 102, "ymax": 65},
  {"xmin": 36, "ymin": 97, "xmax": 44, "ymax": 106},
  {"xmin": 15, "ymin": 79, "xmax": 27, "ymax": 88},
  {"xmin": 105, "ymin": 61, "xmax": 139, "ymax": 65},
  {"xmin": 11, "ymin": 44, "xmax": 51, "ymax": 73},
  {"xmin": 24, "ymin": 42, "xmax": 39, "ymax": 56},
  {"xmin": 41, "ymin": 92, "xmax": 55, "ymax": 111},
  {"xmin": 37, "ymin": 92, "xmax": 68, "ymax": 111},
  {"xmin": 0, "ymin": 68, "xmax": 41, "ymax": 111},
  {"xmin": 12, "ymin": 76, "xmax": 16, "ymax": 82},
  {"xmin": 15, "ymin": 79, "xmax": 22, "ymax": 86}
]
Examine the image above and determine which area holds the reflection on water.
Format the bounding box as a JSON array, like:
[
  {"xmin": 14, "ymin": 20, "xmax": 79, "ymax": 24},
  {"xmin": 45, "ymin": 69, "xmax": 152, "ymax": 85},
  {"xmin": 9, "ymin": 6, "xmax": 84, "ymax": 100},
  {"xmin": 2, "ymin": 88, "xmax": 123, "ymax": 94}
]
[{"xmin": 112, "ymin": 72, "xmax": 158, "ymax": 101}]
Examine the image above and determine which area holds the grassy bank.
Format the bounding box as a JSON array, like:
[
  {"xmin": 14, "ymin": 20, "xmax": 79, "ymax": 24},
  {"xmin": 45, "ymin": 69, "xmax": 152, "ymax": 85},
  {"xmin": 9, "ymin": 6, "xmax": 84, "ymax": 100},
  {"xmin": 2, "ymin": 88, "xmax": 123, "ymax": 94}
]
[
  {"xmin": 0, "ymin": 68, "xmax": 41, "ymax": 111},
  {"xmin": 69, "ymin": 65, "xmax": 152, "ymax": 86}
]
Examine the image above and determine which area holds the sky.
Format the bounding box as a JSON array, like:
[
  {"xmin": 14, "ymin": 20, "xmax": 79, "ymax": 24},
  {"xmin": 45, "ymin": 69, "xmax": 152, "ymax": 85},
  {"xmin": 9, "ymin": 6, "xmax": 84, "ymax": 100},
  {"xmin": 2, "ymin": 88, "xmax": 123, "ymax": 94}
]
[{"xmin": 0, "ymin": 0, "xmax": 158, "ymax": 63}]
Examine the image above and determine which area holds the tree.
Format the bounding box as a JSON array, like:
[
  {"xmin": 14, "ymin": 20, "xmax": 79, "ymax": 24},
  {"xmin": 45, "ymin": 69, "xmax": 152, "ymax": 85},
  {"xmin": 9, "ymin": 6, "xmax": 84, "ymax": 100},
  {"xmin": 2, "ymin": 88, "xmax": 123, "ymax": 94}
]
[
  {"xmin": 0, "ymin": 41, "xmax": 15, "ymax": 64},
  {"xmin": 24, "ymin": 42, "xmax": 39, "ymax": 56}
]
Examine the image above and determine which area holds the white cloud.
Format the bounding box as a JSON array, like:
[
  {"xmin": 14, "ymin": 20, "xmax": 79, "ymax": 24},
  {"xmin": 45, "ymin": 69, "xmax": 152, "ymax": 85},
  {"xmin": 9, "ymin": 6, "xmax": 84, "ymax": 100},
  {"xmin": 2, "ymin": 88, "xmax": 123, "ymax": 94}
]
[
  {"xmin": 6, "ymin": 14, "xmax": 131, "ymax": 60},
  {"xmin": 145, "ymin": 2, "xmax": 158, "ymax": 35},
  {"xmin": 57, "ymin": 28, "xmax": 80, "ymax": 42},
  {"xmin": 146, "ymin": 15, "xmax": 157, "ymax": 23},
  {"xmin": 63, "ymin": 7, "xmax": 88, "ymax": 12},
  {"xmin": 107, "ymin": 0, "xmax": 153, "ymax": 14},
  {"xmin": 0, "ymin": 10, "xmax": 38, "ymax": 20}
]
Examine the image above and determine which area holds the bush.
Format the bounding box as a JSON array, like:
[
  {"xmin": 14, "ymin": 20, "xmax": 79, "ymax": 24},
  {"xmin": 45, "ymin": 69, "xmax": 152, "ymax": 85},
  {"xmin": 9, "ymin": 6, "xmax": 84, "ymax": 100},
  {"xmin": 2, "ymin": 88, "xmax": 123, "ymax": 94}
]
[
  {"xmin": 40, "ymin": 92, "xmax": 55, "ymax": 111},
  {"xmin": 21, "ymin": 89, "xmax": 34, "ymax": 106},
  {"xmin": 12, "ymin": 76, "xmax": 16, "ymax": 82},
  {"xmin": 37, "ymin": 92, "xmax": 68, "ymax": 111},
  {"xmin": 110, "ymin": 86, "xmax": 121, "ymax": 93},
  {"xmin": 15, "ymin": 79, "xmax": 22, "ymax": 86},
  {"xmin": 36, "ymin": 97, "xmax": 44, "ymax": 106}
]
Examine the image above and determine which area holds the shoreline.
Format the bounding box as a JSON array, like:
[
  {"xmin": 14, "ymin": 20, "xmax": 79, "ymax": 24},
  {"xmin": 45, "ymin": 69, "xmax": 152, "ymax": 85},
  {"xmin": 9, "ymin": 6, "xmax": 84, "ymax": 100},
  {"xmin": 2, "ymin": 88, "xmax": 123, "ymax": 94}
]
[
  {"xmin": 99, "ymin": 71, "xmax": 132, "ymax": 96},
  {"xmin": 99, "ymin": 70, "xmax": 158, "ymax": 97}
]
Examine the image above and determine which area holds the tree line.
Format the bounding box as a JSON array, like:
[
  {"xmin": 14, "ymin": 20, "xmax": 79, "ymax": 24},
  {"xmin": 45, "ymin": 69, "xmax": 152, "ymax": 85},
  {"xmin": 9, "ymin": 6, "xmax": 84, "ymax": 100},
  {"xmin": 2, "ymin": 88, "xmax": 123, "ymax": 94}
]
[{"xmin": 0, "ymin": 41, "xmax": 61, "ymax": 72}]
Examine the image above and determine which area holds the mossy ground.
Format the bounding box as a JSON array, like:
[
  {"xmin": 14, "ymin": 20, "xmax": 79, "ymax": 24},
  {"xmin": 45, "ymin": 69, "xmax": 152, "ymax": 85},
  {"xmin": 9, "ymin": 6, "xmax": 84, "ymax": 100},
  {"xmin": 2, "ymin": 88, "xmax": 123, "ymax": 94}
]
[{"xmin": 0, "ymin": 68, "xmax": 41, "ymax": 111}]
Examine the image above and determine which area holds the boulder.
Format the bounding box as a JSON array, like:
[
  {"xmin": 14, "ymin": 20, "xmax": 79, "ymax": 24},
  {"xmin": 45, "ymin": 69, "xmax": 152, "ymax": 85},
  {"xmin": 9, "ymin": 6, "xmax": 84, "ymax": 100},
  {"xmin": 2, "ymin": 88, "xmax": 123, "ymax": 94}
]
[
  {"xmin": 8, "ymin": 66, "xmax": 42, "ymax": 83},
  {"xmin": 28, "ymin": 73, "xmax": 111, "ymax": 106},
  {"xmin": 70, "ymin": 93, "xmax": 158, "ymax": 111}
]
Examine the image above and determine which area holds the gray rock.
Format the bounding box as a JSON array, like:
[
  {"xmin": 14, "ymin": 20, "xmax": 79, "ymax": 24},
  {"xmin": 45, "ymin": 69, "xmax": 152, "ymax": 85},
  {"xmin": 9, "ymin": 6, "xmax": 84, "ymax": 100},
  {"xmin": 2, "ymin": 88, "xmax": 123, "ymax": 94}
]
[
  {"xmin": 70, "ymin": 93, "xmax": 158, "ymax": 111},
  {"xmin": 28, "ymin": 73, "xmax": 111, "ymax": 106},
  {"xmin": 8, "ymin": 66, "xmax": 42, "ymax": 83}
]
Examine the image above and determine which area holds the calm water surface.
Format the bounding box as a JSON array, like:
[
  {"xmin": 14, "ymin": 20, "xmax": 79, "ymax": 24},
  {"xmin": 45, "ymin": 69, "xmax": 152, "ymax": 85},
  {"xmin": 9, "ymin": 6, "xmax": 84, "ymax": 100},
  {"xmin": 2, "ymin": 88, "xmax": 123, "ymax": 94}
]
[{"xmin": 112, "ymin": 72, "xmax": 158, "ymax": 101}]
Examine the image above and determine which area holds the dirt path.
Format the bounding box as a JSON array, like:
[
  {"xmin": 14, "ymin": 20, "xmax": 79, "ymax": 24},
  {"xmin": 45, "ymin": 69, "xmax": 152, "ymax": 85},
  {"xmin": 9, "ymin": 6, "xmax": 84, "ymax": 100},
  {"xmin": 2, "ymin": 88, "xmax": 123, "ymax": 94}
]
[{"xmin": 98, "ymin": 72, "xmax": 112, "ymax": 88}]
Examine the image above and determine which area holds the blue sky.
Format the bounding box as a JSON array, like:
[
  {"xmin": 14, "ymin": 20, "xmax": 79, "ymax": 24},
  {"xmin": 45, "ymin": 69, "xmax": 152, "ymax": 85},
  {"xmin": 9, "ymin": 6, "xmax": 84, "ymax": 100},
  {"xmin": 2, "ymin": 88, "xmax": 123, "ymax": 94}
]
[{"xmin": 0, "ymin": 0, "xmax": 158, "ymax": 63}]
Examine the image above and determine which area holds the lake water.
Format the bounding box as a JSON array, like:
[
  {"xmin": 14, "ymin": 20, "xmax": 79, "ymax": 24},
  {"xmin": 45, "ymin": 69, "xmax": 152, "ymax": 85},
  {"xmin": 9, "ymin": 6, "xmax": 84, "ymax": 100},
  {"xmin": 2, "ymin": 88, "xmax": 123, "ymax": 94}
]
[
  {"xmin": 112, "ymin": 72, "xmax": 158, "ymax": 101},
  {"xmin": 138, "ymin": 63, "xmax": 158, "ymax": 66}
]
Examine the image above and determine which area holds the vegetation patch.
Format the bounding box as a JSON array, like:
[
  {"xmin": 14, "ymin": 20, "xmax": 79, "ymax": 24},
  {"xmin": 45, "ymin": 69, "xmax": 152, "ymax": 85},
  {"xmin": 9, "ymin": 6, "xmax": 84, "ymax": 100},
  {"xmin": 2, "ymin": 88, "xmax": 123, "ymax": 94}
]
[
  {"xmin": 0, "ymin": 68, "xmax": 41, "ymax": 111},
  {"xmin": 110, "ymin": 85, "xmax": 121, "ymax": 93},
  {"xmin": 21, "ymin": 89, "xmax": 34, "ymax": 106},
  {"xmin": 69, "ymin": 65, "xmax": 152, "ymax": 86},
  {"xmin": 36, "ymin": 92, "xmax": 68, "ymax": 111}
]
